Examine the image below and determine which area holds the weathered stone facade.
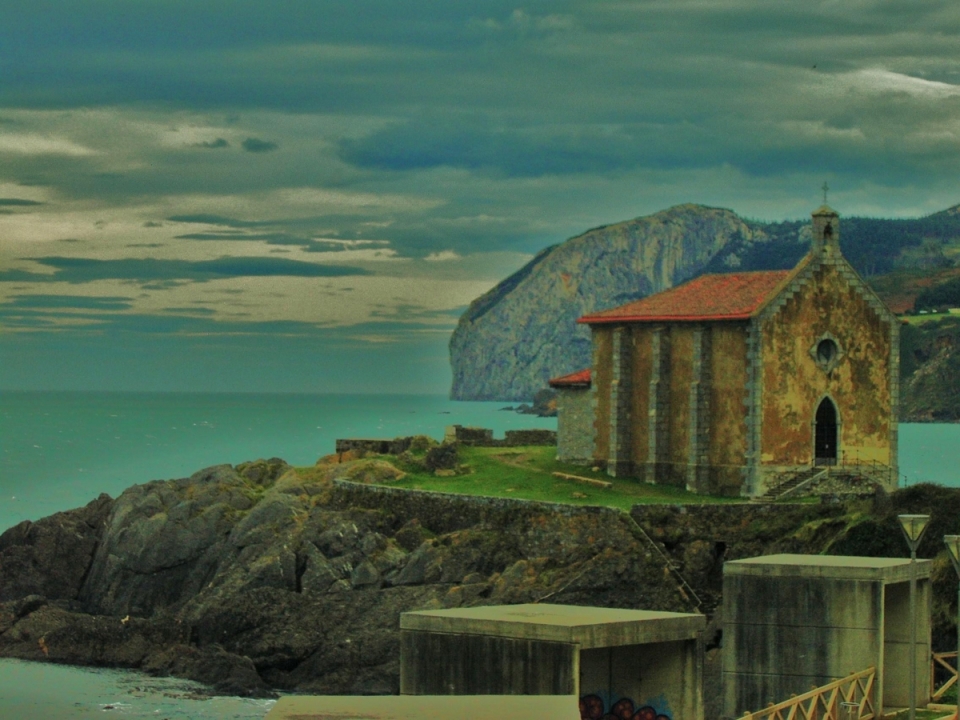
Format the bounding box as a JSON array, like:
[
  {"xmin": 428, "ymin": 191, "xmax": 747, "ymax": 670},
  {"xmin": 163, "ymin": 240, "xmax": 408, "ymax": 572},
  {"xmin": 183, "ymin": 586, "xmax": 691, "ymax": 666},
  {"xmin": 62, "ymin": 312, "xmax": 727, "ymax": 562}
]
[
  {"xmin": 558, "ymin": 207, "xmax": 899, "ymax": 497},
  {"xmin": 554, "ymin": 387, "xmax": 594, "ymax": 463}
]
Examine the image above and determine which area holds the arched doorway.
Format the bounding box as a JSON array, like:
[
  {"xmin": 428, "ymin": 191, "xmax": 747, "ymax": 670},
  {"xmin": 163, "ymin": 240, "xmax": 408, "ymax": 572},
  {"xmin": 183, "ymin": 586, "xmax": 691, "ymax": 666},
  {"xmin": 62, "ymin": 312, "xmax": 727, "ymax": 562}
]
[{"xmin": 814, "ymin": 397, "xmax": 838, "ymax": 466}]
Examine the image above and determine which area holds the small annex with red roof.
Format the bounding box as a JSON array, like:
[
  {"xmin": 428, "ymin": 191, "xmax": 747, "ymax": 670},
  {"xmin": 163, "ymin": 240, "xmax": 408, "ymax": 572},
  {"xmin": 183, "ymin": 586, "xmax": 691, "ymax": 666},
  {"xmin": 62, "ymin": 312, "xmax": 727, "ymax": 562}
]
[{"xmin": 549, "ymin": 205, "xmax": 900, "ymax": 498}]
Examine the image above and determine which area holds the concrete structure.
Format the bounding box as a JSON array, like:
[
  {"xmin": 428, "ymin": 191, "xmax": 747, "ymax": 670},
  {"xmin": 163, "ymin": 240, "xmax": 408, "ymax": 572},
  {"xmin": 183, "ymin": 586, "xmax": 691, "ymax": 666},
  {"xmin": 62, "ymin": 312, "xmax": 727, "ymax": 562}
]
[
  {"xmin": 722, "ymin": 554, "xmax": 932, "ymax": 719},
  {"xmin": 550, "ymin": 207, "xmax": 900, "ymax": 497},
  {"xmin": 264, "ymin": 695, "xmax": 579, "ymax": 720},
  {"xmin": 400, "ymin": 603, "xmax": 705, "ymax": 720}
]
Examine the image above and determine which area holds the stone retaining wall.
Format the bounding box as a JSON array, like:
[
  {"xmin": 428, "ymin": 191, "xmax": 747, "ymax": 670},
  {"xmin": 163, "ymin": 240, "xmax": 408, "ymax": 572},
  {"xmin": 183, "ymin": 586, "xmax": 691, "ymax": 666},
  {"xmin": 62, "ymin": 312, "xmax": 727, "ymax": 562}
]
[
  {"xmin": 336, "ymin": 427, "xmax": 556, "ymax": 457},
  {"xmin": 329, "ymin": 480, "xmax": 620, "ymax": 535}
]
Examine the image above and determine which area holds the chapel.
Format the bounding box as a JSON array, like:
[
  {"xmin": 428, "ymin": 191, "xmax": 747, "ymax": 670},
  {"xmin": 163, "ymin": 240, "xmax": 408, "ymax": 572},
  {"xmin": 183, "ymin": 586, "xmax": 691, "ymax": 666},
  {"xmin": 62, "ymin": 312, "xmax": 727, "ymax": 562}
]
[{"xmin": 549, "ymin": 206, "xmax": 900, "ymax": 497}]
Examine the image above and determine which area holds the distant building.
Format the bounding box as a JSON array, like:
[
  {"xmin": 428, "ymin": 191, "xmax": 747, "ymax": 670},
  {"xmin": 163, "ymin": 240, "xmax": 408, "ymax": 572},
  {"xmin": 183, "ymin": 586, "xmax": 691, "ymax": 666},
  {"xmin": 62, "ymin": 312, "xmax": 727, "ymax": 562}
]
[{"xmin": 550, "ymin": 206, "xmax": 899, "ymax": 497}]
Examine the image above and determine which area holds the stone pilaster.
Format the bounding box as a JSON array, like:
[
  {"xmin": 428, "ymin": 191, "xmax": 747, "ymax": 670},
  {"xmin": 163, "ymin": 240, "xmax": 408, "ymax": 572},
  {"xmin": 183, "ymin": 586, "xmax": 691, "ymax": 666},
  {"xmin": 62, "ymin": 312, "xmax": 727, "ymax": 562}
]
[
  {"xmin": 687, "ymin": 326, "xmax": 712, "ymax": 492},
  {"xmin": 645, "ymin": 326, "xmax": 670, "ymax": 484},
  {"xmin": 743, "ymin": 318, "xmax": 763, "ymax": 496},
  {"xmin": 607, "ymin": 326, "xmax": 634, "ymax": 477}
]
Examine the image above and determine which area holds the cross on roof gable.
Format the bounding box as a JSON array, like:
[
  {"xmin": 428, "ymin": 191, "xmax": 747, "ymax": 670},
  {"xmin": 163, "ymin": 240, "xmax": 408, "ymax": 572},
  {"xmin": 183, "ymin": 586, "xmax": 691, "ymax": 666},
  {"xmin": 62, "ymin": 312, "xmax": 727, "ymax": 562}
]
[{"xmin": 578, "ymin": 270, "xmax": 792, "ymax": 325}]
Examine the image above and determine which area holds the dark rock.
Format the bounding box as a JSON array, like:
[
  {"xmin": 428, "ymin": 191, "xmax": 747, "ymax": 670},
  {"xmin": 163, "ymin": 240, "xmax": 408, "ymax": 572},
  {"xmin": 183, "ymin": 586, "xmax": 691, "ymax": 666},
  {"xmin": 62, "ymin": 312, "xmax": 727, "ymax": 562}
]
[
  {"xmin": 0, "ymin": 493, "xmax": 113, "ymax": 603},
  {"xmin": 6, "ymin": 452, "xmax": 958, "ymax": 703},
  {"xmin": 391, "ymin": 541, "xmax": 443, "ymax": 586},
  {"xmin": 350, "ymin": 560, "xmax": 381, "ymax": 589},
  {"xmin": 424, "ymin": 442, "xmax": 459, "ymax": 471},
  {"xmin": 235, "ymin": 458, "xmax": 292, "ymax": 486},
  {"xmin": 393, "ymin": 519, "xmax": 426, "ymax": 552},
  {"xmin": 299, "ymin": 544, "xmax": 339, "ymax": 594},
  {"xmin": 13, "ymin": 594, "xmax": 47, "ymax": 618},
  {"xmin": 143, "ymin": 644, "xmax": 272, "ymax": 697}
]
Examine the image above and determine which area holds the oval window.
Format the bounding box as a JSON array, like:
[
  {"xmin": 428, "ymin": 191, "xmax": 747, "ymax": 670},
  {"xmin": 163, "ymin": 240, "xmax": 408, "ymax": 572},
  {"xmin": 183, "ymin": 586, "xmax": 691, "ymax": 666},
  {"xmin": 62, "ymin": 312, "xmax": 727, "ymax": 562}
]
[{"xmin": 817, "ymin": 338, "xmax": 838, "ymax": 365}]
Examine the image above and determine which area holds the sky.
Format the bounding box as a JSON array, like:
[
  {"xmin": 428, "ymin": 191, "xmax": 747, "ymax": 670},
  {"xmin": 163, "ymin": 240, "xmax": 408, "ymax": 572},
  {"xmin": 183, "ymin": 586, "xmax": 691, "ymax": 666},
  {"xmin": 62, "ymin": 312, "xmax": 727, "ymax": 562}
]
[{"xmin": 2, "ymin": 0, "xmax": 960, "ymax": 394}]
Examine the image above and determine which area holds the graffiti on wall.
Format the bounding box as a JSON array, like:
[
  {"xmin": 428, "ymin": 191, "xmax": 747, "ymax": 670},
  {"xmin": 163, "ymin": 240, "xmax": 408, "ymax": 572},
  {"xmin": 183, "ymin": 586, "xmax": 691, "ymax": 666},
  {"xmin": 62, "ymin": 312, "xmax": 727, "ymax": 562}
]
[{"xmin": 579, "ymin": 694, "xmax": 671, "ymax": 720}]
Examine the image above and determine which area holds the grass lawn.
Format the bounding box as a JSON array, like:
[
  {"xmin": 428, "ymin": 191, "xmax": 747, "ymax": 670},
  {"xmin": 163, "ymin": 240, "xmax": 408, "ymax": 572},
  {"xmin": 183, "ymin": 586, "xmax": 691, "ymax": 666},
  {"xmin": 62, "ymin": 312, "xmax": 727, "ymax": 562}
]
[
  {"xmin": 900, "ymin": 312, "xmax": 960, "ymax": 325},
  {"xmin": 380, "ymin": 445, "xmax": 743, "ymax": 510}
]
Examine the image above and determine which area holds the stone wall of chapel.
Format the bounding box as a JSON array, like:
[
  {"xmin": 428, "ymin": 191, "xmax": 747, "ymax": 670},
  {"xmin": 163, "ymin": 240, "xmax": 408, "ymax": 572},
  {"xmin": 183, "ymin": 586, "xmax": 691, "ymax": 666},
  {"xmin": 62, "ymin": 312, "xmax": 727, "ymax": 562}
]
[
  {"xmin": 591, "ymin": 326, "xmax": 613, "ymax": 465},
  {"xmin": 707, "ymin": 323, "xmax": 751, "ymax": 493},
  {"xmin": 760, "ymin": 262, "xmax": 892, "ymax": 468},
  {"xmin": 629, "ymin": 326, "xmax": 653, "ymax": 467}
]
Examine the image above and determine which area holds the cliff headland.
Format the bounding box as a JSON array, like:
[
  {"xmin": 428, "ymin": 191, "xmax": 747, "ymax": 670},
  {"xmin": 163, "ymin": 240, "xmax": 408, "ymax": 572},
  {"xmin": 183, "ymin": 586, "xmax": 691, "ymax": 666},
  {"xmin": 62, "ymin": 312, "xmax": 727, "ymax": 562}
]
[{"xmin": 1, "ymin": 452, "xmax": 958, "ymax": 712}]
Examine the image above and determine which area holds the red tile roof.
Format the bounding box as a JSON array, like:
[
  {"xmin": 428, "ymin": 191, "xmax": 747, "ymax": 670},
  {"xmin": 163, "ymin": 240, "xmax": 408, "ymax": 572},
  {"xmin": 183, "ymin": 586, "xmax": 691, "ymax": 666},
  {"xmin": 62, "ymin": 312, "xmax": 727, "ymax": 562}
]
[
  {"xmin": 578, "ymin": 270, "xmax": 792, "ymax": 324},
  {"xmin": 548, "ymin": 369, "xmax": 591, "ymax": 388}
]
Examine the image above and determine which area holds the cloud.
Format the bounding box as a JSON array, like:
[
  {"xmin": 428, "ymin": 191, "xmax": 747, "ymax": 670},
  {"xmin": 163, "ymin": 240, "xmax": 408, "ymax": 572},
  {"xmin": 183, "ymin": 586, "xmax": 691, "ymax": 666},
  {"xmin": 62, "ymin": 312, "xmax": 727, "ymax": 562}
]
[
  {"xmin": 197, "ymin": 137, "xmax": 230, "ymax": 149},
  {"xmin": 167, "ymin": 213, "xmax": 266, "ymax": 228},
  {"xmin": 0, "ymin": 256, "xmax": 372, "ymax": 284},
  {"xmin": 0, "ymin": 133, "xmax": 97, "ymax": 156},
  {"xmin": 424, "ymin": 250, "xmax": 461, "ymax": 262},
  {"xmin": 0, "ymin": 198, "xmax": 43, "ymax": 206},
  {"xmin": 242, "ymin": 137, "xmax": 278, "ymax": 153},
  {"xmin": 5, "ymin": 294, "xmax": 133, "ymax": 311}
]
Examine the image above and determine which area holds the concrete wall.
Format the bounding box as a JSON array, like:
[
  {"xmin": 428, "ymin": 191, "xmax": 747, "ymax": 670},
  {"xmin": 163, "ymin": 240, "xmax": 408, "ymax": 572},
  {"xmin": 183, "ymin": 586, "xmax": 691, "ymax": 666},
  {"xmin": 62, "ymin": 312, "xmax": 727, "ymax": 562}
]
[
  {"xmin": 400, "ymin": 630, "xmax": 578, "ymax": 695},
  {"xmin": 723, "ymin": 574, "xmax": 883, "ymax": 716},
  {"xmin": 882, "ymin": 580, "xmax": 932, "ymax": 708},
  {"xmin": 723, "ymin": 570, "xmax": 931, "ymax": 718},
  {"xmin": 580, "ymin": 639, "xmax": 702, "ymax": 720},
  {"xmin": 556, "ymin": 388, "xmax": 594, "ymax": 464},
  {"xmin": 759, "ymin": 261, "xmax": 894, "ymax": 472}
]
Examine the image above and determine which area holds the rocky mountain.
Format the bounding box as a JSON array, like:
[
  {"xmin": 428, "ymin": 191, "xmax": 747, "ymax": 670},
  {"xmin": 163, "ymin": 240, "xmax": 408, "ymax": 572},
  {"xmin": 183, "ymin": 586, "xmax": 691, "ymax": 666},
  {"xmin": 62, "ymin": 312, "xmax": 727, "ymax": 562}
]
[
  {"xmin": 2, "ymin": 456, "xmax": 959, "ymax": 714},
  {"xmin": 900, "ymin": 317, "xmax": 960, "ymax": 421},
  {"xmin": 450, "ymin": 203, "xmax": 960, "ymax": 404},
  {"xmin": 450, "ymin": 204, "xmax": 759, "ymax": 400}
]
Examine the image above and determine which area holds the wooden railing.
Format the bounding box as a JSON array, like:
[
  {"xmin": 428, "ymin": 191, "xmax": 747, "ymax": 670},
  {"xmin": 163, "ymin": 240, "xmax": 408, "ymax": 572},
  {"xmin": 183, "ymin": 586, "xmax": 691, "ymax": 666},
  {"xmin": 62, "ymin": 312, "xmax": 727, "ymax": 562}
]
[
  {"xmin": 740, "ymin": 667, "xmax": 876, "ymax": 720},
  {"xmin": 932, "ymin": 651, "xmax": 958, "ymax": 703}
]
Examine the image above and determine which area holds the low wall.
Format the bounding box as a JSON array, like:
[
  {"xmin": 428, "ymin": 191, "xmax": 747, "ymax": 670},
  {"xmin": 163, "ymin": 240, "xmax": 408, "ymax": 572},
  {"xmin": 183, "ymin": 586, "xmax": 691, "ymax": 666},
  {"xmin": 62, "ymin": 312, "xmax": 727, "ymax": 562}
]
[
  {"xmin": 335, "ymin": 437, "xmax": 414, "ymax": 455},
  {"xmin": 329, "ymin": 480, "xmax": 621, "ymax": 535},
  {"xmin": 444, "ymin": 425, "xmax": 557, "ymax": 447},
  {"xmin": 336, "ymin": 427, "xmax": 556, "ymax": 457}
]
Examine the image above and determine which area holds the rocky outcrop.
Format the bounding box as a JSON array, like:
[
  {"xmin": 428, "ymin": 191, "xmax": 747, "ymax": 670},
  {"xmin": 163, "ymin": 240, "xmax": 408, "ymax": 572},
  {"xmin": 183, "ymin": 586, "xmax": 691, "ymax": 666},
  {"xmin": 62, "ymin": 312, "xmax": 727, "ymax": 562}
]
[
  {"xmin": 900, "ymin": 317, "xmax": 960, "ymax": 421},
  {"xmin": 1, "ymin": 456, "xmax": 958, "ymax": 708},
  {"xmin": 450, "ymin": 204, "xmax": 758, "ymax": 400}
]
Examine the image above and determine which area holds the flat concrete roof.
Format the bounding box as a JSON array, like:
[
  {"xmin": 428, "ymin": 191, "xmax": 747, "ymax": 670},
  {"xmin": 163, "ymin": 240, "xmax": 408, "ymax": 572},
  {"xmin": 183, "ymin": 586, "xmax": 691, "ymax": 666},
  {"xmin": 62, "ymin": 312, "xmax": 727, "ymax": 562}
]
[
  {"xmin": 265, "ymin": 695, "xmax": 580, "ymax": 720},
  {"xmin": 400, "ymin": 603, "xmax": 705, "ymax": 649},
  {"xmin": 724, "ymin": 554, "xmax": 932, "ymax": 582}
]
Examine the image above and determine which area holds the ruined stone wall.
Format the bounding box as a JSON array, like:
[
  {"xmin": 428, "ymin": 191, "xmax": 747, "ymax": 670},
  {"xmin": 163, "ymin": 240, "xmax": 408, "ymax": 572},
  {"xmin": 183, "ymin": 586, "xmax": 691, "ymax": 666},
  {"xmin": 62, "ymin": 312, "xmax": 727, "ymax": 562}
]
[
  {"xmin": 759, "ymin": 260, "xmax": 893, "ymax": 472},
  {"xmin": 592, "ymin": 327, "xmax": 613, "ymax": 464}
]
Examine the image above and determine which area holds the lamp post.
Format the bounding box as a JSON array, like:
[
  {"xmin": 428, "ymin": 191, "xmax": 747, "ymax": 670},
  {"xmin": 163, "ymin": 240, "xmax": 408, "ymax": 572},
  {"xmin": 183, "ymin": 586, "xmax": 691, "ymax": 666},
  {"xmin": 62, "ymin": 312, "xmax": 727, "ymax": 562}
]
[
  {"xmin": 944, "ymin": 535, "xmax": 960, "ymax": 720},
  {"xmin": 898, "ymin": 514, "xmax": 930, "ymax": 720}
]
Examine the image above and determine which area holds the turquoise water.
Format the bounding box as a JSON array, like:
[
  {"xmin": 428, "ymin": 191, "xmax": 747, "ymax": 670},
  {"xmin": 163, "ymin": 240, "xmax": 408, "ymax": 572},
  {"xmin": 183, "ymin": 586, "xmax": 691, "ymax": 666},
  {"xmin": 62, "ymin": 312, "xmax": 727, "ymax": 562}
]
[
  {"xmin": 0, "ymin": 391, "xmax": 957, "ymax": 717},
  {"xmin": 0, "ymin": 391, "xmax": 557, "ymax": 533},
  {"xmin": 0, "ymin": 658, "xmax": 276, "ymax": 719}
]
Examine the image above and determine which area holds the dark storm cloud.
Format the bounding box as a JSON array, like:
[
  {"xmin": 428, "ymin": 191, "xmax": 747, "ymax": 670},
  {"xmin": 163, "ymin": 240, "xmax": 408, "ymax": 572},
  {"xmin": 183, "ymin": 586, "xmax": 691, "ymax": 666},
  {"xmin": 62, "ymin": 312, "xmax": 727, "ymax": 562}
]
[
  {"xmin": 0, "ymin": 256, "xmax": 371, "ymax": 284},
  {"xmin": 168, "ymin": 214, "xmax": 267, "ymax": 228},
  {"xmin": 0, "ymin": 198, "xmax": 43, "ymax": 206},
  {"xmin": 6, "ymin": 295, "xmax": 133, "ymax": 311},
  {"xmin": 241, "ymin": 138, "xmax": 278, "ymax": 153},
  {"xmin": 196, "ymin": 138, "xmax": 229, "ymax": 149},
  {"xmin": 174, "ymin": 230, "xmax": 345, "ymax": 252}
]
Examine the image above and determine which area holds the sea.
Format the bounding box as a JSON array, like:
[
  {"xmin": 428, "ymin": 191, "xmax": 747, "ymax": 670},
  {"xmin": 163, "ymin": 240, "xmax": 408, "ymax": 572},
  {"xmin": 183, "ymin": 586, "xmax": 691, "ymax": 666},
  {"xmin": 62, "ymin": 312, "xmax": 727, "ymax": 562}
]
[{"xmin": 0, "ymin": 390, "xmax": 958, "ymax": 718}]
